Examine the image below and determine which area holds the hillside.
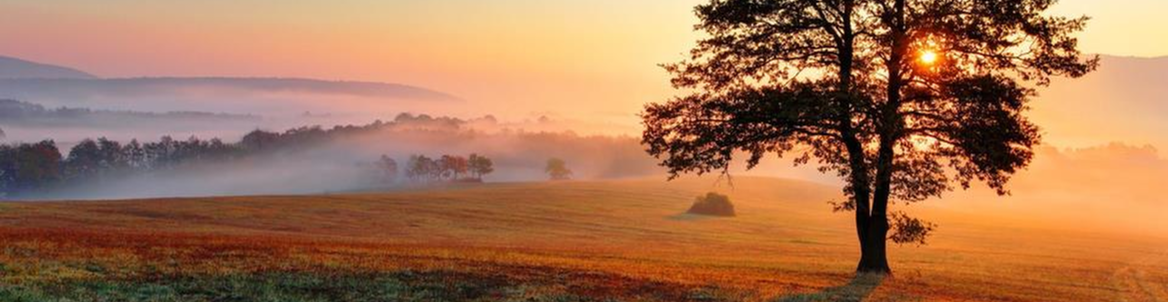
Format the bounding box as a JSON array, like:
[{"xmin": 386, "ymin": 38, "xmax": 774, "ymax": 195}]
[
  {"xmin": 0, "ymin": 99, "xmax": 260, "ymax": 126},
  {"xmin": 0, "ymin": 177, "xmax": 1163, "ymax": 301},
  {"xmin": 0, "ymin": 77, "xmax": 461, "ymax": 102},
  {"xmin": 0, "ymin": 56, "xmax": 96, "ymax": 79},
  {"xmin": 0, "ymin": 55, "xmax": 463, "ymax": 123}
]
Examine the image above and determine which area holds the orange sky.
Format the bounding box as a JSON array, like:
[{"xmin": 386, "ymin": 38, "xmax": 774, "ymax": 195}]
[{"xmin": 2, "ymin": 0, "xmax": 1166, "ymax": 137}]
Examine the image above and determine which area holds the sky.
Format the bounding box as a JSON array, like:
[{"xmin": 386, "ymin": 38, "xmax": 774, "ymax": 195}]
[{"xmin": 1, "ymin": 0, "xmax": 1166, "ymax": 134}]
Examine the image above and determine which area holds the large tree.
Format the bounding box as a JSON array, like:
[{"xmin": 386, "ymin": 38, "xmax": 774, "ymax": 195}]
[{"xmin": 643, "ymin": 0, "xmax": 1096, "ymax": 274}]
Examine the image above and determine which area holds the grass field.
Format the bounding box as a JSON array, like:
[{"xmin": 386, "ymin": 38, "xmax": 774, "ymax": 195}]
[{"xmin": 0, "ymin": 177, "xmax": 1164, "ymax": 301}]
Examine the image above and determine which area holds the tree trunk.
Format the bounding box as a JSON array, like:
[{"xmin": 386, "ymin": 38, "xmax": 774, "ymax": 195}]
[
  {"xmin": 856, "ymin": 214, "xmax": 891, "ymax": 274},
  {"xmin": 829, "ymin": 0, "xmax": 889, "ymax": 276},
  {"xmin": 854, "ymin": 0, "xmax": 905, "ymax": 276},
  {"xmin": 843, "ymin": 137, "xmax": 878, "ymax": 274}
]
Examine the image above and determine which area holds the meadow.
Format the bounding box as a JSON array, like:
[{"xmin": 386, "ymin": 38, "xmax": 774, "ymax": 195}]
[{"xmin": 0, "ymin": 177, "xmax": 1163, "ymax": 301}]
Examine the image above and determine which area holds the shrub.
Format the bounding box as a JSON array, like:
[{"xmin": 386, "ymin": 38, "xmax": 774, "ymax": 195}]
[{"xmin": 687, "ymin": 192, "xmax": 735, "ymax": 217}]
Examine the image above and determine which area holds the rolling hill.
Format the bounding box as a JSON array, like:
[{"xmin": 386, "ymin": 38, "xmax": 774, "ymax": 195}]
[
  {"xmin": 0, "ymin": 177, "xmax": 1163, "ymax": 301},
  {"xmin": 0, "ymin": 77, "xmax": 461, "ymax": 102},
  {"xmin": 0, "ymin": 56, "xmax": 96, "ymax": 79},
  {"xmin": 0, "ymin": 55, "xmax": 466, "ymax": 143},
  {"xmin": 0, "ymin": 55, "xmax": 461, "ymax": 117}
]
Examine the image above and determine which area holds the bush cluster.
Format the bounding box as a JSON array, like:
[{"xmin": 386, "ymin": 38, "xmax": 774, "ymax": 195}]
[{"xmin": 687, "ymin": 192, "xmax": 735, "ymax": 217}]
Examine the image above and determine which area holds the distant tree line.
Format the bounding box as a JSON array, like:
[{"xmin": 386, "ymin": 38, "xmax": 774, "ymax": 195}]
[
  {"xmin": 1, "ymin": 112, "xmax": 656, "ymax": 198},
  {"xmin": 0, "ymin": 140, "xmax": 61, "ymax": 195},
  {"xmin": 0, "ymin": 114, "xmax": 452, "ymax": 197},
  {"xmin": 0, "ymin": 99, "xmax": 260, "ymax": 123},
  {"xmin": 1, "ymin": 136, "xmax": 260, "ymax": 197},
  {"xmin": 398, "ymin": 153, "xmax": 494, "ymax": 184}
]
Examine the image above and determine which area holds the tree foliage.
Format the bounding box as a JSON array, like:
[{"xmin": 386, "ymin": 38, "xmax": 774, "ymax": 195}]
[
  {"xmin": 0, "ymin": 140, "xmax": 62, "ymax": 196},
  {"xmin": 468, "ymin": 153, "xmax": 495, "ymax": 180},
  {"xmin": 405, "ymin": 153, "xmax": 494, "ymax": 184},
  {"xmin": 0, "ymin": 117, "xmax": 483, "ymax": 197},
  {"xmin": 687, "ymin": 192, "xmax": 737, "ymax": 217},
  {"xmin": 643, "ymin": 0, "xmax": 1096, "ymax": 273},
  {"xmin": 545, "ymin": 158, "xmax": 573, "ymax": 181},
  {"xmin": 377, "ymin": 155, "xmax": 399, "ymax": 184}
]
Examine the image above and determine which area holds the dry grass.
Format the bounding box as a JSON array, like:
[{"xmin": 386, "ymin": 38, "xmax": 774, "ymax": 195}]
[{"xmin": 0, "ymin": 177, "xmax": 1164, "ymax": 301}]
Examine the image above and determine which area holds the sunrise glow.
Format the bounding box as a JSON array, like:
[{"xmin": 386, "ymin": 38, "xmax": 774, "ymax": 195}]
[
  {"xmin": 920, "ymin": 50, "xmax": 939, "ymax": 65},
  {"xmin": 0, "ymin": 1, "xmax": 1166, "ymax": 301}
]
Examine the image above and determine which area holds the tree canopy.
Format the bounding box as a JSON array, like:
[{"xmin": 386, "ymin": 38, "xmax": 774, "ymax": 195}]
[
  {"xmin": 545, "ymin": 158, "xmax": 573, "ymax": 181},
  {"xmin": 468, "ymin": 153, "xmax": 495, "ymax": 180},
  {"xmin": 643, "ymin": 0, "xmax": 1096, "ymax": 273}
]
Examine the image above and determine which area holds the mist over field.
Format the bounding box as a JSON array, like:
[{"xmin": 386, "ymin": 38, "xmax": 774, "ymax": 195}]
[
  {"xmin": 5, "ymin": 54, "xmax": 1165, "ymax": 143},
  {"xmin": 10, "ymin": 120, "xmax": 1167, "ymax": 239},
  {"xmin": 1, "ymin": 54, "xmax": 1165, "ymax": 240},
  {"xmin": 908, "ymin": 143, "xmax": 1168, "ymax": 236},
  {"xmin": 1033, "ymin": 55, "xmax": 1168, "ymax": 148},
  {"xmin": 2, "ymin": 1, "xmax": 1168, "ymax": 300},
  {"xmin": 7, "ymin": 115, "xmax": 660, "ymax": 201}
]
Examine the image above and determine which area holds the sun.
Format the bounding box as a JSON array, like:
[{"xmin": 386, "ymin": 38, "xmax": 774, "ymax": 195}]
[{"xmin": 920, "ymin": 50, "xmax": 939, "ymax": 65}]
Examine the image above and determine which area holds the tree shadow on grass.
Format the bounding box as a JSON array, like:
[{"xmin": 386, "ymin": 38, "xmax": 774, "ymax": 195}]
[
  {"xmin": 774, "ymin": 273, "xmax": 885, "ymax": 302},
  {"xmin": 666, "ymin": 213, "xmax": 719, "ymax": 221}
]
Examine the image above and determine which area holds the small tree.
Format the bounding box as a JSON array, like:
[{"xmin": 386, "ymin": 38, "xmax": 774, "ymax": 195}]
[
  {"xmin": 406, "ymin": 155, "xmax": 436, "ymax": 183},
  {"xmin": 65, "ymin": 139, "xmax": 101, "ymax": 181},
  {"xmin": 95, "ymin": 137, "xmax": 126, "ymax": 174},
  {"xmin": 240, "ymin": 129, "xmax": 280, "ymax": 151},
  {"xmin": 12, "ymin": 140, "xmax": 62, "ymax": 193},
  {"xmin": 123, "ymin": 139, "xmax": 147, "ymax": 170},
  {"xmin": 0, "ymin": 144, "xmax": 15, "ymax": 196},
  {"xmin": 468, "ymin": 153, "xmax": 494, "ymax": 181},
  {"xmin": 545, "ymin": 158, "xmax": 572, "ymax": 181},
  {"xmin": 378, "ymin": 155, "xmax": 399, "ymax": 184},
  {"xmin": 440, "ymin": 155, "xmax": 469, "ymax": 180}
]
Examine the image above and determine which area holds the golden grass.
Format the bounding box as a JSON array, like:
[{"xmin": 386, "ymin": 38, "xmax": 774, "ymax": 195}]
[{"xmin": 0, "ymin": 177, "xmax": 1164, "ymax": 301}]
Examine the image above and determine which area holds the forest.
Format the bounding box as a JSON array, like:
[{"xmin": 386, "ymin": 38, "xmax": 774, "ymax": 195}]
[{"xmin": 0, "ymin": 113, "xmax": 505, "ymax": 198}]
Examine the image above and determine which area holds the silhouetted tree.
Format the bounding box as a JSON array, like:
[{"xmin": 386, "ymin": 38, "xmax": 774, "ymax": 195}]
[
  {"xmin": 0, "ymin": 145, "xmax": 15, "ymax": 196},
  {"xmin": 64, "ymin": 137, "xmax": 127, "ymax": 181},
  {"xmin": 2, "ymin": 140, "xmax": 63, "ymax": 194},
  {"xmin": 439, "ymin": 155, "xmax": 469, "ymax": 180},
  {"xmin": 468, "ymin": 153, "xmax": 494, "ymax": 180},
  {"xmin": 205, "ymin": 138, "xmax": 235, "ymax": 161},
  {"xmin": 241, "ymin": 129, "xmax": 280, "ymax": 151},
  {"xmin": 96, "ymin": 137, "xmax": 127, "ymax": 173},
  {"xmin": 144, "ymin": 136, "xmax": 176, "ymax": 169},
  {"xmin": 545, "ymin": 158, "xmax": 572, "ymax": 181},
  {"xmin": 378, "ymin": 155, "xmax": 399, "ymax": 184},
  {"xmin": 123, "ymin": 139, "xmax": 147, "ymax": 170},
  {"xmin": 65, "ymin": 139, "xmax": 102, "ymax": 181},
  {"xmin": 407, "ymin": 155, "xmax": 439, "ymax": 183},
  {"xmin": 643, "ymin": 0, "xmax": 1096, "ymax": 274}
]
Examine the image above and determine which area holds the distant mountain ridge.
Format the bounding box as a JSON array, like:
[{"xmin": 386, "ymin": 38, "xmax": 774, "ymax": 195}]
[
  {"xmin": 0, "ymin": 99, "xmax": 260, "ymax": 125},
  {"xmin": 0, "ymin": 56, "xmax": 97, "ymax": 79},
  {"xmin": 0, "ymin": 77, "xmax": 462, "ymax": 101},
  {"xmin": 0, "ymin": 55, "xmax": 460, "ymax": 102}
]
